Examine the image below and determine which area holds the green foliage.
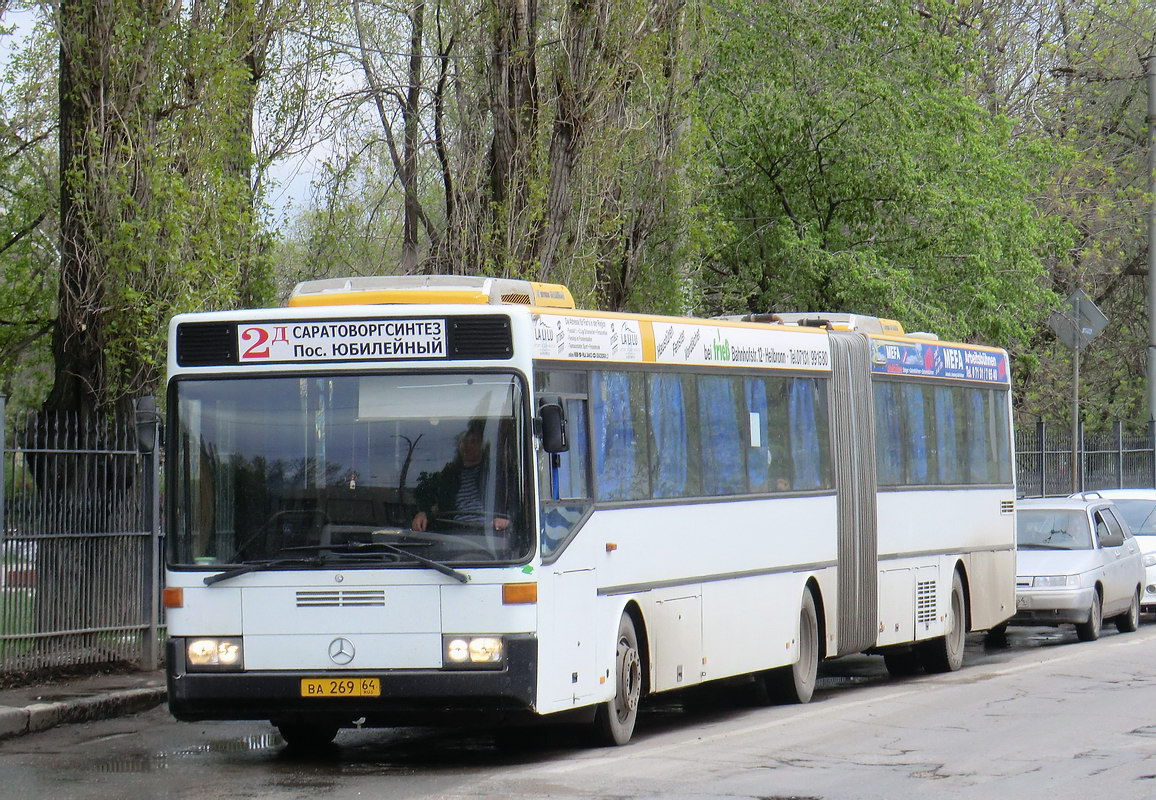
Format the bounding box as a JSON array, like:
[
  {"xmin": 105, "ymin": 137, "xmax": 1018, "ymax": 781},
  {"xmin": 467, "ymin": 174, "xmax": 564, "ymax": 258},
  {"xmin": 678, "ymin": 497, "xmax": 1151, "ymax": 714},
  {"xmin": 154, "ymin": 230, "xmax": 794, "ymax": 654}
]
[{"xmin": 692, "ymin": 0, "xmax": 1069, "ymax": 353}]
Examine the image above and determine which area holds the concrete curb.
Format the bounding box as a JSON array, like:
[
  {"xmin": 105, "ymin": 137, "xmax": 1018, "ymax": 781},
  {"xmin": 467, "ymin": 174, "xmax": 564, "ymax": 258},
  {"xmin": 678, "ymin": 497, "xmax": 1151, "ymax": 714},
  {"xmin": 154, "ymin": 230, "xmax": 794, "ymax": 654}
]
[{"xmin": 0, "ymin": 686, "xmax": 167, "ymax": 741}]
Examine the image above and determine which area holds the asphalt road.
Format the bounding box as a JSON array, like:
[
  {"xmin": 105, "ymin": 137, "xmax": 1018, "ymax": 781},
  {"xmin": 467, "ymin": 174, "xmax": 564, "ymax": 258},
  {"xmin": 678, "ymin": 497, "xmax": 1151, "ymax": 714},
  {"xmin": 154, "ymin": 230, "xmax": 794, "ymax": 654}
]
[{"xmin": 3, "ymin": 623, "xmax": 1156, "ymax": 800}]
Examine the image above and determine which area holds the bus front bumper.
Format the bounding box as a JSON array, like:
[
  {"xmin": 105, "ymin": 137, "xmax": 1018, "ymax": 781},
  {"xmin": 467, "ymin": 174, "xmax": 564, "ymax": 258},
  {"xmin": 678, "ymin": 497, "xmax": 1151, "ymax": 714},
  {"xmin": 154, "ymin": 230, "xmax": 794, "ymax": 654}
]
[{"xmin": 166, "ymin": 636, "xmax": 539, "ymax": 727}]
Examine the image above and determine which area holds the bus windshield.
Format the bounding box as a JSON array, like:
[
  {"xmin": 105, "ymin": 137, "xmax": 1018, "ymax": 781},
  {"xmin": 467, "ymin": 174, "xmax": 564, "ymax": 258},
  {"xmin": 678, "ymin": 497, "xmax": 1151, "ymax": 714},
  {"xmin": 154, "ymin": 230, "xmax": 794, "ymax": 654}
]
[{"xmin": 169, "ymin": 373, "xmax": 531, "ymax": 568}]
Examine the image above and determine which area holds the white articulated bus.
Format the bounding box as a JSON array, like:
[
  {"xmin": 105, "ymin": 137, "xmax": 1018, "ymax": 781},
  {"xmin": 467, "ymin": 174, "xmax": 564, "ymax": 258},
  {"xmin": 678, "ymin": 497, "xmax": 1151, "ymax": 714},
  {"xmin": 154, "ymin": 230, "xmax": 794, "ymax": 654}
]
[{"xmin": 161, "ymin": 275, "xmax": 1015, "ymax": 747}]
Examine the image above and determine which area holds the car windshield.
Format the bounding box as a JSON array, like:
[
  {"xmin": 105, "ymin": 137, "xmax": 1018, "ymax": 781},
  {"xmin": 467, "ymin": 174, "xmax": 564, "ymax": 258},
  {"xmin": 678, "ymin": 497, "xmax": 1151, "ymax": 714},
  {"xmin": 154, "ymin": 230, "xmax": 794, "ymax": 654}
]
[
  {"xmin": 1108, "ymin": 499, "xmax": 1156, "ymax": 536},
  {"xmin": 169, "ymin": 373, "xmax": 531, "ymax": 567},
  {"xmin": 1016, "ymin": 509, "xmax": 1094, "ymax": 550}
]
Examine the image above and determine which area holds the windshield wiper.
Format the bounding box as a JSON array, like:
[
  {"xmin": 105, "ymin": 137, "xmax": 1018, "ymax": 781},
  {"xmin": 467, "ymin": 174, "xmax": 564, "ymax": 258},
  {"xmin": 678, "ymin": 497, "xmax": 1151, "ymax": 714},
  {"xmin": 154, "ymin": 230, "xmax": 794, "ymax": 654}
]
[
  {"xmin": 203, "ymin": 557, "xmax": 325, "ymax": 586},
  {"xmin": 278, "ymin": 542, "xmax": 470, "ymax": 584}
]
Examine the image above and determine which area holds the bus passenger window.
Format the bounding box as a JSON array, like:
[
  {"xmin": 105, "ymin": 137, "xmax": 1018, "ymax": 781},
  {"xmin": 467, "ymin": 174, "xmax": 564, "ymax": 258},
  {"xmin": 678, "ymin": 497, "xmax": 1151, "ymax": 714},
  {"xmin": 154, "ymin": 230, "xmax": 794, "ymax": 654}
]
[
  {"xmin": 592, "ymin": 371, "xmax": 649, "ymax": 501},
  {"xmin": 697, "ymin": 375, "xmax": 745, "ymax": 495},
  {"xmin": 648, "ymin": 373, "xmax": 698, "ymax": 498}
]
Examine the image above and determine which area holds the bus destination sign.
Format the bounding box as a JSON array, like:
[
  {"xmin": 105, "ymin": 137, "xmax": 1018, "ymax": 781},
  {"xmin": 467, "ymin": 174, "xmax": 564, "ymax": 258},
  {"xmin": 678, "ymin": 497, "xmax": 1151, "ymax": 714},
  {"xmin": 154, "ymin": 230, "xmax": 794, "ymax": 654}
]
[{"xmin": 237, "ymin": 319, "xmax": 448, "ymax": 363}]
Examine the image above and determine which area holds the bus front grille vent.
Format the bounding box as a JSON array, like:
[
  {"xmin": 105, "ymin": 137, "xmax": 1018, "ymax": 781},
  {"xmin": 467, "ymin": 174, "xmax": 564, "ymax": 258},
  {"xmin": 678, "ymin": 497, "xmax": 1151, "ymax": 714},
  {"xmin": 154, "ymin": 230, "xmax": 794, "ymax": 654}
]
[
  {"xmin": 449, "ymin": 315, "xmax": 513, "ymax": 359},
  {"xmin": 177, "ymin": 322, "xmax": 236, "ymax": 366},
  {"xmin": 915, "ymin": 581, "xmax": 936, "ymax": 625},
  {"xmin": 296, "ymin": 590, "xmax": 386, "ymax": 607}
]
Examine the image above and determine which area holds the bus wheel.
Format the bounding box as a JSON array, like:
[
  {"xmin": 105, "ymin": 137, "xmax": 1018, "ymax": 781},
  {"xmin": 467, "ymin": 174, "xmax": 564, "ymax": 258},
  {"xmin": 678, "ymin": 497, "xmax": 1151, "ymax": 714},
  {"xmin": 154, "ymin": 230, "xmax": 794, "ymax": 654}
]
[
  {"xmin": 920, "ymin": 571, "xmax": 966, "ymax": 673},
  {"xmin": 592, "ymin": 614, "xmax": 642, "ymax": 746},
  {"xmin": 768, "ymin": 590, "xmax": 819, "ymax": 703},
  {"xmin": 276, "ymin": 722, "xmax": 339, "ymax": 750}
]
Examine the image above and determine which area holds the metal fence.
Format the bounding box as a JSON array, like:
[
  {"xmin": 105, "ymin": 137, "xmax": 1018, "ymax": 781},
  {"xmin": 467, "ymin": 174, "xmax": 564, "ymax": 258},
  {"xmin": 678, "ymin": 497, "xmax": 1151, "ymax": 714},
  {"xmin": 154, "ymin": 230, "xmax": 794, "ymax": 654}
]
[
  {"xmin": 1015, "ymin": 420, "xmax": 1156, "ymax": 498},
  {"xmin": 0, "ymin": 397, "xmax": 162, "ymax": 681}
]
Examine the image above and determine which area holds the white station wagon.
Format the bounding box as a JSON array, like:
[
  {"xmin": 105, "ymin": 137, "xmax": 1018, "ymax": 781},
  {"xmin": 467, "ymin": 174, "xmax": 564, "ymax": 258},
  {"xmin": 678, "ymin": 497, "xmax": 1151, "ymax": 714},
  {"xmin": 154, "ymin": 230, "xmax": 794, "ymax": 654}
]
[{"xmin": 1011, "ymin": 496, "xmax": 1145, "ymax": 641}]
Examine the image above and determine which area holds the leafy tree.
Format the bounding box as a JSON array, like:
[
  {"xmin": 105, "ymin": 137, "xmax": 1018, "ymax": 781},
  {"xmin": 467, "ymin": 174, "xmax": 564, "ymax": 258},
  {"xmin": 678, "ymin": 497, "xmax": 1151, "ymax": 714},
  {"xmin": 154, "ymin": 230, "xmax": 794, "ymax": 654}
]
[{"xmin": 692, "ymin": 0, "xmax": 1067, "ymax": 353}]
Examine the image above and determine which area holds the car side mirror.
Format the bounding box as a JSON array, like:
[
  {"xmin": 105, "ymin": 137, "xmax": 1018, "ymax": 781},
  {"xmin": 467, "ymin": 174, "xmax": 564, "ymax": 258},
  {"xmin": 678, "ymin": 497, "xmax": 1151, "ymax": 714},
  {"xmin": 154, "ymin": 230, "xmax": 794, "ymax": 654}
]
[
  {"xmin": 538, "ymin": 403, "xmax": 568, "ymax": 454},
  {"xmin": 1099, "ymin": 532, "xmax": 1124, "ymax": 548},
  {"xmin": 135, "ymin": 395, "xmax": 164, "ymax": 454}
]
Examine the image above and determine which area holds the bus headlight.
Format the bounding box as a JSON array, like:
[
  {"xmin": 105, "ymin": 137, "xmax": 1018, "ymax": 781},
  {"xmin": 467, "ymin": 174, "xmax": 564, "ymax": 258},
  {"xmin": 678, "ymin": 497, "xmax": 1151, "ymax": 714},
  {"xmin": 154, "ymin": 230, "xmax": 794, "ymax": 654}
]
[
  {"xmin": 187, "ymin": 638, "xmax": 244, "ymax": 671},
  {"xmin": 443, "ymin": 635, "xmax": 504, "ymax": 669}
]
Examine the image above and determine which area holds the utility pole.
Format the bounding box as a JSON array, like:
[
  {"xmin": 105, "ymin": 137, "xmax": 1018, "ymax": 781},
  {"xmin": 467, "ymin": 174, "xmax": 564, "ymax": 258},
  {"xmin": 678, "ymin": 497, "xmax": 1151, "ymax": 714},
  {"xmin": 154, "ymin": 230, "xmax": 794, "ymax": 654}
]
[{"xmin": 1147, "ymin": 52, "xmax": 1156, "ymax": 422}]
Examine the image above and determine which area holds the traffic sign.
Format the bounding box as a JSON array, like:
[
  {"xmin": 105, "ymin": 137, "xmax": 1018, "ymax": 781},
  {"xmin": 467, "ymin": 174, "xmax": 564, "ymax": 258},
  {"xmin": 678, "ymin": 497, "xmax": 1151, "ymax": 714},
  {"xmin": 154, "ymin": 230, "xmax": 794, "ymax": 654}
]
[{"xmin": 1048, "ymin": 289, "xmax": 1108, "ymax": 351}]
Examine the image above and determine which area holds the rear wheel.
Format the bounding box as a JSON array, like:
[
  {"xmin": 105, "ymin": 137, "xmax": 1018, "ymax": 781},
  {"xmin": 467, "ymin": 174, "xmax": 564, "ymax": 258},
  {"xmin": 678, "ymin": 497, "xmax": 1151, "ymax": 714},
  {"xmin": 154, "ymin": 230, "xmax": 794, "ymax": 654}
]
[
  {"xmin": 767, "ymin": 590, "xmax": 819, "ymax": 703},
  {"xmin": 592, "ymin": 614, "xmax": 642, "ymax": 746},
  {"xmin": 919, "ymin": 571, "xmax": 966, "ymax": 673},
  {"xmin": 1076, "ymin": 590, "xmax": 1103, "ymax": 642},
  {"xmin": 1115, "ymin": 589, "xmax": 1141, "ymax": 633},
  {"xmin": 276, "ymin": 722, "xmax": 339, "ymax": 750}
]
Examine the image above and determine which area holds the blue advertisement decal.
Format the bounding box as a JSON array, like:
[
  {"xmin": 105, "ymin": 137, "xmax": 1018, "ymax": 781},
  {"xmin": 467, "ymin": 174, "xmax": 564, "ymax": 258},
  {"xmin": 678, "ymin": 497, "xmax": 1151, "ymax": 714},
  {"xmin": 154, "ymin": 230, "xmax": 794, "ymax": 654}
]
[{"xmin": 870, "ymin": 339, "xmax": 1008, "ymax": 384}]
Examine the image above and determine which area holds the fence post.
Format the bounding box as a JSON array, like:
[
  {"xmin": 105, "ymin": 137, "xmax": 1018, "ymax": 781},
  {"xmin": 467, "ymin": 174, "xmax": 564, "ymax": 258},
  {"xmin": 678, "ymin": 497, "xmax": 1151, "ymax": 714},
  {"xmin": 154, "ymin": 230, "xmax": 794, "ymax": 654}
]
[
  {"xmin": 1078, "ymin": 419, "xmax": 1085, "ymax": 493},
  {"xmin": 142, "ymin": 399, "xmax": 161, "ymax": 672},
  {"xmin": 1116, "ymin": 420, "xmax": 1124, "ymax": 489},
  {"xmin": 1037, "ymin": 419, "xmax": 1045, "ymax": 497},
  {"xmin": 1151, "ymin": 419, "xmax": 1156, "ymax": 489},
  {"xmin": 0, "ymin": 395, "xmax": 6, "ymax": 557}
]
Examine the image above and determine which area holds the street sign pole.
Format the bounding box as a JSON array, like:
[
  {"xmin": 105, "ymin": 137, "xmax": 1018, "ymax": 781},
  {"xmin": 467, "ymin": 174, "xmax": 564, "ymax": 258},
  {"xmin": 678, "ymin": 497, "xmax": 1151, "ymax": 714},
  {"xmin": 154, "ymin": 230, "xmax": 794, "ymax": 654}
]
[
  {"xmin": 1049, "ymin": 289, "xmax": 1108, "ymax": 495},
  {"xmin": 1072, "ymin": 344, "xmax": 1080, "ymax": 494}
]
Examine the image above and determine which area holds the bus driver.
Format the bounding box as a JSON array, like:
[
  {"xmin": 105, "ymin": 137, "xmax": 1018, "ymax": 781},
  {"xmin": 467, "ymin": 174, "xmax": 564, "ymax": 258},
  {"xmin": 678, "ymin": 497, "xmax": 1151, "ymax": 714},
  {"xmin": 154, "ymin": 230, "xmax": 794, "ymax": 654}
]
[{"xmin": 411, "ymin": 419, "xmax": 510, "ymax": 532}]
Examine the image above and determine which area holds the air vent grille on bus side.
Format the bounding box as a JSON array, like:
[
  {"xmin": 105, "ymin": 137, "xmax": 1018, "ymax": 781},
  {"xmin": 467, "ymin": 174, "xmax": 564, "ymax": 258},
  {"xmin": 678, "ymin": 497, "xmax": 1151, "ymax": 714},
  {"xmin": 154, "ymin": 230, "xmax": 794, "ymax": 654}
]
[
  {"xmin": 449, "ymin": 315, "xmax": 513, "ymax": 359},
  {"xmin": 500, "ymin": 293, "xmax": 532, "ymax": 305},
  {"xmin": 177, "ymin": 323, "xmax": 236, "ymax": 366}
]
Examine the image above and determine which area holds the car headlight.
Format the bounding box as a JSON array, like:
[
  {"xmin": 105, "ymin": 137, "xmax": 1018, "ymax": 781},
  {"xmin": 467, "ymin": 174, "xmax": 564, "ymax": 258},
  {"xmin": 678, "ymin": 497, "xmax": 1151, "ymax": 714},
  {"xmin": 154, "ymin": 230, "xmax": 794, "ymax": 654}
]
[
  {"xmin": 443, "ymin": 635, "xmax": 504, "ymax": 669},
  {"xmin": 1144, "ymin": 554, "xmax": 1156, "ymax": 568},
  {"xmin": 187, "ymin": 637, "xmax": 244, "ymax": 671},
  {"xmin": 1033, "ymin": 575, "xmax": 1079, "ymax": 588}
]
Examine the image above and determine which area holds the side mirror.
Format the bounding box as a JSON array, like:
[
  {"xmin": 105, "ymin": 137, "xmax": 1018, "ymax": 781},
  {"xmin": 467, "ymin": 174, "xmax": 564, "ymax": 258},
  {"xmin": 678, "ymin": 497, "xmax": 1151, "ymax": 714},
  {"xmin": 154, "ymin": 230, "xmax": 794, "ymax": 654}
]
[
  {"xmin": 539, "ymin": 403, "xmax": 568, "ymax": 454},
  {"xmin": 1099, "ymin": 532, "xmax": 1124, "ymax": 549},
  {"xmin": 135, "ymin": 395, "xmax": 163, "ymax": 454}
]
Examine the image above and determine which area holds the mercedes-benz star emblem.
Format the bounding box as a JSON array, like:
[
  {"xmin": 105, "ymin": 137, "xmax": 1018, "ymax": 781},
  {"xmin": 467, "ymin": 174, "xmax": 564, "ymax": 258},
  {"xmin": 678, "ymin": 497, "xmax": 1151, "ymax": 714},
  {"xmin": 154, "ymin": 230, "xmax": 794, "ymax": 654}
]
[{"xmin": 328, "ymin": 637, "xmax": 355, "ymax": 665}]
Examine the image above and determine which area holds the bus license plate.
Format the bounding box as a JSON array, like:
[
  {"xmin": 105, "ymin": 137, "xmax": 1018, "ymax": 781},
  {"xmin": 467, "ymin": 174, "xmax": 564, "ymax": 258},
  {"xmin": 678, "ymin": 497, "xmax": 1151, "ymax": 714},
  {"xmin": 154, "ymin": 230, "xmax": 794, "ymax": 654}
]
[{"xmin": 300, "ymin": 678, "xmax": 380, "ymax": 697}]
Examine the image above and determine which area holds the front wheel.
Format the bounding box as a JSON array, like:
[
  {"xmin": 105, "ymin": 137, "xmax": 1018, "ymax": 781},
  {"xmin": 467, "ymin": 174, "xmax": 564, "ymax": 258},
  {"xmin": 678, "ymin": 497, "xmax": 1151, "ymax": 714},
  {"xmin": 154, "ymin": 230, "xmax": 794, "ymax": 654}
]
[
  {"xmin": 276, "ymin": 722, "xmax": 339, "ymax": 750},
  {"xmin": 1076, "ymin": 590, "xmax": 1103, "ymax": 642},
  {"xmin": 592, "ymin": 614, "xmax": 643, "ymax": 746},
  {"xmin": 1116, "ymin": 589, "xmax": 1140, "ymax": 633},
  {"xmin": 767, "ymin": 590, "xmax": 819, "ymax": 703},
  {"xmin": 919, "ymin": 570, "xmax": 966, "ymax": 673}
]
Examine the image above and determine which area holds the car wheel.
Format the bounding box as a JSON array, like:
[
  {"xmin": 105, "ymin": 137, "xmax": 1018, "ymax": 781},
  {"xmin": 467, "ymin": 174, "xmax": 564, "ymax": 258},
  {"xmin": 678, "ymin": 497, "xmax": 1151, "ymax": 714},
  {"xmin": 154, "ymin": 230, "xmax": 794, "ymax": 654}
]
[
  {"xmin": 1076, "ymin": 590, "xmax": 1103, "ymax": 642},
  {"xmin": 592, "ymin": 613, "xmax": 643, "ymax": 746},
  {"xmin": 1116, "ymin": 589, "xmax": 1141, "ymax": 633}
]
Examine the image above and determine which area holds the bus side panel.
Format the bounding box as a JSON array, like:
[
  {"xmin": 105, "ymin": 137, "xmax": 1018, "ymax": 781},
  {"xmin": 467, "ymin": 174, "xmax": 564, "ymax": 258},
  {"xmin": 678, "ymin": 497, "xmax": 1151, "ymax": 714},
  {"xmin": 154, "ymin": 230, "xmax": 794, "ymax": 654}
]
[
  {"xmin": 536, "ymin": 565, "xmax": 598, "ymax": 713},
  {"xmin": 875, "ymin": 487, "xmax": 1015, "ymax": 640},
  {"xmin": 965, "ymin": 549, "xmax": 1015, "ymax": 630},
  {"xmin": 700, "ymin": 571, "xmax": 819, "ymax": 681}
]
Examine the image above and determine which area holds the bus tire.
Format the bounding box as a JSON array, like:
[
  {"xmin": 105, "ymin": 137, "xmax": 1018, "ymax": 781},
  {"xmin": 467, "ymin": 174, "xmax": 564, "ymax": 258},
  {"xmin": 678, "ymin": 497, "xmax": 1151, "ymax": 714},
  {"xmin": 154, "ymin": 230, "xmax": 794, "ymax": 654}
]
[
  {"xmin": 276, "ymin": 722, "xmax": 339, "ymax": 749},
  {"xmin": 920, "ymin": 570, "xmax": 966, "ymax": 673},
  {"xmin": 592, "ymin": 613, "xmax": 643, "ymax": 746},
  {"xmin": 768, "ymin": 589, "xmax": 819, "ymax": 704}
]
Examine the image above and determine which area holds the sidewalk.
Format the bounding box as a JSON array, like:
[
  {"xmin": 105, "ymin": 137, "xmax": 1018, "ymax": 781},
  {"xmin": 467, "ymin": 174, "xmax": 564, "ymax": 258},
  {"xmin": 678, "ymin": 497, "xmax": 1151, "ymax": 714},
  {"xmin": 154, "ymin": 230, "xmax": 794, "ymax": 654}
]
[{"xmin": 0, "ymin": 670, "xmax": 167, "ymax": 741}]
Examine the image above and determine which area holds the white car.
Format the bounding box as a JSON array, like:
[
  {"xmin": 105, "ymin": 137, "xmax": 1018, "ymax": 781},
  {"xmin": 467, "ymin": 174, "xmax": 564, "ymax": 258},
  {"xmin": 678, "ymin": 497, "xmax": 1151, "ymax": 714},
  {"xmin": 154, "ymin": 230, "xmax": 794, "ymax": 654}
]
[
  {"xmin": 1012, "ymin": 496, "xmax": 1145, "ymax": 641},
  {"xmin": 1075, "ymin": 489, "xmax": 1156, "ymax": 612}
]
